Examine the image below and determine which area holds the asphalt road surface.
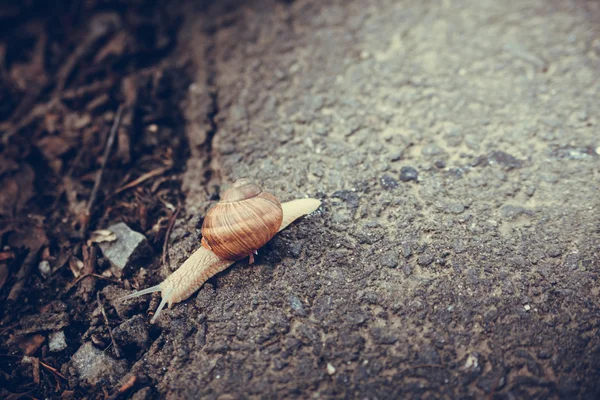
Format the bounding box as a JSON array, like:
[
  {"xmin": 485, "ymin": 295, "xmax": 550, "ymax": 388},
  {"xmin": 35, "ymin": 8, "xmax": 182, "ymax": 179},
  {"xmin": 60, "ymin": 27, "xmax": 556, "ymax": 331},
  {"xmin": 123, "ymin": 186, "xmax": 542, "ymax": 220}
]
[{"xmin": 111, "ymin": 0, "xmax": 600, "ymax": 398}]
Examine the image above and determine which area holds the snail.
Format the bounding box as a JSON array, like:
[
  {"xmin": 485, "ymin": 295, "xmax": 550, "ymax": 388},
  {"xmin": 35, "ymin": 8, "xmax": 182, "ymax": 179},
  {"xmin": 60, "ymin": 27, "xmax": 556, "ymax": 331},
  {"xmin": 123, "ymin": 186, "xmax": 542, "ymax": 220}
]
[{"xmin": 120, "ymin": 179, "xmax": 321, "ymax": 323}]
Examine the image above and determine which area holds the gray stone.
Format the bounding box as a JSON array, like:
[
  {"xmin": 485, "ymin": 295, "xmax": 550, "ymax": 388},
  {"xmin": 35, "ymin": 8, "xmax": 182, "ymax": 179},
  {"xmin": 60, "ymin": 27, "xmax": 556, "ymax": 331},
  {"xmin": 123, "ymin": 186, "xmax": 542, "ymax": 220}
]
[
  {"xmin": 401, "ymin": 242, "xmax": 413, "ymax": 258},
  {"xmin": 444, "ymin": 202, "xmax": 465, "ymax": 214},
  {"xmin": 369, "ymin": 327, "xmax": 398, "ymax": 345},
  {"xmin": 332, "ymin": 190, "xmax": 360, "ymax": 209},
  {"xmin": 388, "ymin": 151, "xmax": 403, "ymax": 162},
  {"xmin": 421, "ymin": 144, "xmax": 445, "ymax": 157},
  {"xmin": 288, "ymin": 295, "xmax": 306, "ymax": 316},
  {"xmin": 547, "ymin": 246, "xmax": 563, "ymax": 258},
  {"xmin": 70, "ymin": 342, "xmax": 127, "ymax": 386},
  {"xmin": 380, "ymin": 174, "xmax": 398, "ymax": 190},
  {"xmin": 401, "ymin": 262, "xmax": 413, "ymax": 277},
  {"xmin": 48, "ymin": 330, "xmax": 67, "ymax": 352},
  {"xmin": 444, "ymin": 128, "xmax": 463, "ymax": 147},
  {"xmin": 500, "ymin": 205, "xmax": 533, "ymax": 220},
  {"xmin": 563, "ymin": 253, "xmax": 581, "ymax": 270},
  {"xmin": 488, "ymin": 151, "xmax": 523, "ymax": 170},
  {"xmin": 417, "ymin": 253, "xmax": 435, "ymax": 266},
  {"xmin": 38, "ymin": 260, "xmax": 51, "ymax": 279},
  {"xmin": 399, "ymin": 166, "xmax": 418, "ymax": 182},
  {"xmin": 99, "ymin": 222, "xmax": 150, "ymax": 276},
  {"xmin": 381, "ymin": 251, "xmax": 399, "ymax": 268}
]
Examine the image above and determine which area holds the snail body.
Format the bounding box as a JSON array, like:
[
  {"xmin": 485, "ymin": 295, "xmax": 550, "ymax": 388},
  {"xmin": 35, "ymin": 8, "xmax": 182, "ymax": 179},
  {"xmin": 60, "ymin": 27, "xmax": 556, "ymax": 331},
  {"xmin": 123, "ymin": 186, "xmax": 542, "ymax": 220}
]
[{"xmin": 120, "ymin": 179, "xmax": 320, "ymax": 323}]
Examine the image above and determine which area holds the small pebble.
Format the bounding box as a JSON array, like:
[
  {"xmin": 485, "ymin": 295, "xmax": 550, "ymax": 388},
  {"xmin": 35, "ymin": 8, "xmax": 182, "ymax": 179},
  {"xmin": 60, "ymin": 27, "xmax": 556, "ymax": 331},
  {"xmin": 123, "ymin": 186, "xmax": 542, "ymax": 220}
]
[
  {"xmin": 489, "ymin": 151, "xmax": 522, "ymax": 170},
  {"xmin": 524, "ymin": 304, "xmax": 531, "ymax": 311},
  {"xmin": 288, "ymin": 295, "xmax": 306, "ymax": 316},
  {"xmin": 327, "ymin": 363, "xmax": 336, "ymax": 375},
  {"xmin": 389, "ymin": 151, "xmax": 403, "ymax": 162},
  {"xmin": 401, "ymin": 262, "xmax": 413, "ymax": 277},
  {"xmin": 381, "ymin": 251, "xmax": 399, "ymax": 268},
  {"xmin": 421, "ymin": 144, "xmax": 444, "ymax": 157},
  {"xmin": 71, "ymin": 342, "xmax": 127, "ymax": 386},
  {"xmin": 417, "ymin": 253, "xmax": 435, "ymax": 266},
  {"xmin": 38, "ymin": 260, "xmax": 51, "ymax": 278},
  {"xmin": 380, "ymin": 174, "xmax": 399, "ymax": 190},
  {"xmin": 400, "ymin": 166, "xmax": 418, "ymax": 182},
  {"xmin": 547, "ymin": 247, "xmax": 562, "ymax": 258},
  {"xmin": 444, "ymin": 202, "xmax": 465, "ymax": 214},
  {"xmin": 48, "ymin": 331, "xmax": 67, "ymax": 352},
  {"xmin": 98, "ymin": 222, "xmax": 150, "ymax": 276},
  {"xmin": 500, "ymin": 205, "xmax": 532, "ymax": 220},
  {"xmin": 220, "ymin": 143, "xmax": 236, "ymax": 155},
  {"xmin": 524, "ymin": 185, "xmax": 536, "ymax": 197},
  {"xmin": 401, "ymin": 242, "xmax": 412, "ymax": 258}
]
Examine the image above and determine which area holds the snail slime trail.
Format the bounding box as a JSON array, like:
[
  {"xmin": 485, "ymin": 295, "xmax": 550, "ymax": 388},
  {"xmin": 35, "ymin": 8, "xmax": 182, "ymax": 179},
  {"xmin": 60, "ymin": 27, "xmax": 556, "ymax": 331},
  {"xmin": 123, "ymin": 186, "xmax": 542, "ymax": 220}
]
[{"xmin": 120, "ymin": 179, "xmax": 321, "ymax": 323}]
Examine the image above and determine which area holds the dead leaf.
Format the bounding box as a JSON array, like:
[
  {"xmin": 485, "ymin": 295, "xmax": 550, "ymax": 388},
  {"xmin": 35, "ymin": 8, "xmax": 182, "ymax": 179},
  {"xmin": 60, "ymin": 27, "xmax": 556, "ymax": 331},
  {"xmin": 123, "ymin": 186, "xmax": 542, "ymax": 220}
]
[
  {"xmin": 32, "ymin": 357, "xmax": 40, "ymax": 384},
  {"xmin": 88, "ymin": 229, "xmax": 117, "ymax": 245},
  {"xmin": 17, "ymin": 333, "xmax": 45, "ymax": 356},
  {"xmin": 36, "ymin": 135, "xmax": 72, "ymax": 159},
  {"xmin": 68, "ymin": 257, "xmax": 84, "ymax": 278},
  {"xmin": 0, "ymin": 155, "xmax": 19, "ymax": 176},
  {"xmin": 64, "ymin": 112, "xmax": 91, "ymax": 131},
  {"xmin": 63, "ymin": 176, "xmax": 88, "ymax": 227},
  {"xmin": 0, "ymin": 177, "xmax": 18, "ymax": 216},
  {"xmin": 44, "ymin": 113, "xmax": 60, "ymax": 133},
  {"xmin": 7, "ymin": 225, "xmax": 49, "ymax": 252},
  {"xmin": 94, "ymin": 31, "xmax": 129, "ymax": 63},
  {"xmin": 0, "ymin": 164, "xmax": 35, "ymax": 216}
]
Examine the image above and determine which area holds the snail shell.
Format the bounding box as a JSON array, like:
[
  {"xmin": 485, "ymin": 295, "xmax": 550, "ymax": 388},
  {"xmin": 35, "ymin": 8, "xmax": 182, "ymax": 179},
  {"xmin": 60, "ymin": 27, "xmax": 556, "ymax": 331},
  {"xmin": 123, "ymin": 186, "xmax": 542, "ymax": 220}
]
[{"xmin": 200, "ymin": 179, "xmax": 283, "ymax": 261}]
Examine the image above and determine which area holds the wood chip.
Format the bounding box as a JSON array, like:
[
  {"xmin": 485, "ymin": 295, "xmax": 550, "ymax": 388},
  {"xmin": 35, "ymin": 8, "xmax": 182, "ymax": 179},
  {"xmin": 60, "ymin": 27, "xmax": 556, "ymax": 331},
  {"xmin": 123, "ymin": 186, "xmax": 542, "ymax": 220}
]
[
  {"xmin": 68, "ymin": 257, "xmax": 84, "ymax": 278},
  {"xmin": 32, "ymin": 356, "xmax": 40, "ymax": 384},
  {"xmin": 88, "ymin": 229, "xmax": 117, "ymax": 245},
  {"xmin": 18, "ymin": 334, "xmax": 45, "ymax": 356}
]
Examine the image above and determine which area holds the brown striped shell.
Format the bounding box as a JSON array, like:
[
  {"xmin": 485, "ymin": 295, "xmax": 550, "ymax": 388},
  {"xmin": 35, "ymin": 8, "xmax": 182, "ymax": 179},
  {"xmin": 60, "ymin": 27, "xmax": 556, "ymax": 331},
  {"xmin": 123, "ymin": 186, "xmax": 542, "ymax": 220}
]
[{"xmin": 200, "ymin": 179, "xmax": 283, "ymax": 261}]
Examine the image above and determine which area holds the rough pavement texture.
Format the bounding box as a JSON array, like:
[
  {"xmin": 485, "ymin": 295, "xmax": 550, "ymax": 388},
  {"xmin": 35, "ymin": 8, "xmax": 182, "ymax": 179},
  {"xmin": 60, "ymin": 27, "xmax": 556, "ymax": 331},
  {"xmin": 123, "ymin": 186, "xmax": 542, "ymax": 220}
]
[{"xmin": 124, "ymin": 0, "xmax": 600, "ymax": 398}]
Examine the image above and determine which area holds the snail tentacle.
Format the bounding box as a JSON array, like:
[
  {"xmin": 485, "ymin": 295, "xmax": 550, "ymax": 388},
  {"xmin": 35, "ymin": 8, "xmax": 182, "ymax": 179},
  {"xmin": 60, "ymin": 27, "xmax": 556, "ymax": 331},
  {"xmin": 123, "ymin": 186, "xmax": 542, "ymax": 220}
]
[
  {"xmin": 151, "ymin": 288, "xmax": 173, "ymax": 324},
  {"xmin": 119, "ymin": 284, "xmax": 162, "ymax": 300}
]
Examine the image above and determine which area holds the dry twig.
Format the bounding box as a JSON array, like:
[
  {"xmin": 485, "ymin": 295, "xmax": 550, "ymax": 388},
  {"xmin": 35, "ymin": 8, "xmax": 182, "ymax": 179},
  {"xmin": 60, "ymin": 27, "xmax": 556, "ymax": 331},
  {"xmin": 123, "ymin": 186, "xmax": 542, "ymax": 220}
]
[
  {"xmin": 66, "ymin": 273, "xmax": 117, "ymax": 293},
  {"xmin": 162, "ymin": 207, "xmax": 181, "ymax": 268},
  {"xmin": 85, "ymin": 105, "xmax": 125, "ymax": 229},
  {"xmin": 107, "ymin": 375, "xmax": 138, "ymax": 400},
  {"xmin": 32, "ymin": 357, "xmax": 40, "ymax": 384},
  {"xmin": 39, "ymin": 360, "xmax": 67, "ymax": 380},
  {"xmin": 75, "ymin": 245, "xmax": 98, "ymax": 301},
  {"xmin": 96, "ymin": 293, "xmax": 121, "ymax": 358},
  {"xmin": 53, "ymin": 13, "xmax": 120, "ymax": 95},
  {"xmin": 7, "ymin": 246, "xmax": 42, "ymax": 302},
  {"xmin": 112, "ymin": 163, "xmax": 172, "ymax": 196}
]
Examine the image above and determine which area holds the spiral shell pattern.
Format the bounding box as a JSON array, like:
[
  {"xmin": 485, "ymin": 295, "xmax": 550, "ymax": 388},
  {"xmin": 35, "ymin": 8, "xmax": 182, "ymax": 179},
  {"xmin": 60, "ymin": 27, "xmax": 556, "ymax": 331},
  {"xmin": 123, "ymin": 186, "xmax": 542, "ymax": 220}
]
[{"xmin": 201, "ymin": 179, "xmax": 283, "ymax": 261}]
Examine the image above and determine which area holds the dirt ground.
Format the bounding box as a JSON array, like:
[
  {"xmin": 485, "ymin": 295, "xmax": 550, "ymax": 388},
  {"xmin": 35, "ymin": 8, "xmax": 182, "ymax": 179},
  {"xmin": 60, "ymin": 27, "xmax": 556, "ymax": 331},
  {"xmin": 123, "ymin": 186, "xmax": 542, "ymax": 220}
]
[{"xmin": 1, "ymin": 0, "xmax": 599, "ymax": 399}]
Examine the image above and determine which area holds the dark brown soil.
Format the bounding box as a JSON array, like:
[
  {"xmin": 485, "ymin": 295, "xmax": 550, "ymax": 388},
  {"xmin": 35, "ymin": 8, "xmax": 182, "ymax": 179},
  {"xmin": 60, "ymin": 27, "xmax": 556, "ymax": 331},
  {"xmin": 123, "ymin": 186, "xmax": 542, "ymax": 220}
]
[{"xmin": 1, "ymin": 0, "xmax": 599, "ymax": 399}]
